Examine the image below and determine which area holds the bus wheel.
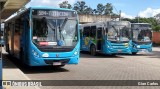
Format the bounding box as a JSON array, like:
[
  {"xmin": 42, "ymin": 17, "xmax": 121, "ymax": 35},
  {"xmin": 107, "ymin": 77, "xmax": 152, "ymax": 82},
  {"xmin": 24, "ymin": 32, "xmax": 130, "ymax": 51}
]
[
  {"xmin": 111, "ymin": 54, "xmax": 116, "ymax": 56},
  {"xmin": 90, "ymin": 45, "xmax": 96, "ymax": 56},
  {"xmin": 132, "ymin": 52, "xmax": 137, "ymax": 55}
]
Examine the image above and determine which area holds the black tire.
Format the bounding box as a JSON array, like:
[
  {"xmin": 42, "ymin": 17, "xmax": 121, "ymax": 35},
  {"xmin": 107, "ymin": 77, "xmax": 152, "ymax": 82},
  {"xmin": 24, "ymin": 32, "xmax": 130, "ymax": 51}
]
[
  {"xmin": 111, "ymin": 54, "xmax": 116, "ymax": 56},
  {"xmin": 90, "ymin": 45, "xmax": 96, "ymax": 56},
  {"xmin": 132, "ymin": 52, "xmax": 137, "ymax": 55}
]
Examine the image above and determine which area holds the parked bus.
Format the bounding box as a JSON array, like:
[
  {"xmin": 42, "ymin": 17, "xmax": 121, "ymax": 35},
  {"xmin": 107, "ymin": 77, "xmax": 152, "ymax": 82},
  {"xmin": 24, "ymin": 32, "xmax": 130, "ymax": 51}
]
[
  {"xmin": 80, "ymin": 21, "xmax": 132, "ymax": 56},
  {"xmin": 0, "ymin": 24, "xmax": 4, "ymax": 46},
  {"xmin": 131, "ymin": 23, "xmax": 152, "ymax": 54},
  {"xmin": 4, "ymin": 7, "xmax": 80, "ymax": 66}
]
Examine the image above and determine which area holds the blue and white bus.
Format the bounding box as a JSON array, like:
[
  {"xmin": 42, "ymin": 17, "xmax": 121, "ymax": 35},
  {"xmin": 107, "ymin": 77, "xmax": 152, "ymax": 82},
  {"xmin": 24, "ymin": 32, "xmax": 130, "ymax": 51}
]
[
  {"xmin": 80, "ymin": 21, "xmax": 132, "ymax": 56},
  {"xmin": 4, "ymin": 7, "xmax": 80, "ymax": 66},
  {"xmin": 131, "ymin": 23, "xmax": 152, "ymax": 54}
]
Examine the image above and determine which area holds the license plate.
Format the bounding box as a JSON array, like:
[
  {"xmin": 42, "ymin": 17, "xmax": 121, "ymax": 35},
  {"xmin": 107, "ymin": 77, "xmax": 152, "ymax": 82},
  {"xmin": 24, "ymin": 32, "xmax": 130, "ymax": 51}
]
[
  {"xmin": 118, "ymin": 50, "xmax": 122, "ymax": 52},
  {"xmin": 53, "ymin": 62, "xmax": 61, "ymax": 65},
  {"xmin": 142, "ymin": 49, "xmax": 146, "ymax": 51}
]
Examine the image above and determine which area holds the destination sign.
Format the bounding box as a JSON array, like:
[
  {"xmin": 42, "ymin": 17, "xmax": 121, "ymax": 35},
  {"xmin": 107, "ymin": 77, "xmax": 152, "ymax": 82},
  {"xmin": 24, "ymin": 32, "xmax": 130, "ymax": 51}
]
[
  {"xmin": 32, "ymin": 9, "xmax": 76, "ymax": 17},
  {"xmin": 132, "ymin": 24, "xmax": 151, "ymax": 28}
]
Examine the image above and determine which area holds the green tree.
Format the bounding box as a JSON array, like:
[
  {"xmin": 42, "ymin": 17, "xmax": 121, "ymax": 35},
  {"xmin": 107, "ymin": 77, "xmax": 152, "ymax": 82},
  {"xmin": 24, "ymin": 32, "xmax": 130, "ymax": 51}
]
[
  {"xmin": 104, "ymin": 3, "xmax": 113, "ymax": 15},
  {"xmin": 93, "ymin": 9, "xmax": 98, "ymax": 14},
  {"xmin": 84, "ymin": 7, "xmax": 93, "ymax": 14},
  {"xmin": 122, "ymin": 17, "xmax": 159, "ymax": 31},
  {"xmin": 59, "ymin": 1, "xmax": 72, "ymax": 9},
  {"xmin": 73, "ymin": 1, "xmax": 88, "ymax": 14},
  {"xmin": 96, "ymin": 3, "xmax": 105, "ymax": 15},
  {"xmin": 153, "ymin": 25, "xmax": 160, "ymax": 32}
]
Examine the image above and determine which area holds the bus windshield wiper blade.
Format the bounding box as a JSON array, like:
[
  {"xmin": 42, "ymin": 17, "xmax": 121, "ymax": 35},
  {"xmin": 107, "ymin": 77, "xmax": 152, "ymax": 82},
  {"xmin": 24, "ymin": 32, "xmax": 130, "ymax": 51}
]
[
  {"xmin": 60, "ymin": 18, "xmax": 68, "ymax": 31},
  {"xmin": 112, "ymin": 26, "xmax": 118, "ymax": 34}
]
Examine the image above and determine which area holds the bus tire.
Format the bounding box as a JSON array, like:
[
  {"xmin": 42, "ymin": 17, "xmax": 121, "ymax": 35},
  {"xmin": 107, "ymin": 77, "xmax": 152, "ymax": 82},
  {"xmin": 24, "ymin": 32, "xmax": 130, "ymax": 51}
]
[
  {"xmin": 132, "ymin": 52, "xmax": 137, "ymax": 55},
  {"xmin": 7, "ymin": 44, "xmax": 11, "ymax": 55},
  {"xmin": 90, "ymin": 45, "xmax": 96, "ymax": 56},
  {"xmin": 111, "ymin": 54, "xmax": 116, "ymax": 56}
]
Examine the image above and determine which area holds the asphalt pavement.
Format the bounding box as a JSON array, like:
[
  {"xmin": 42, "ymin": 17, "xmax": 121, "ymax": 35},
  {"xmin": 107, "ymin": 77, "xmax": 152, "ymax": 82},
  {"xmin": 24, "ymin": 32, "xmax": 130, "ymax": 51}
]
[{"xmin": 2, "ymin": 47, "xmax": 160, "ymax": 89}]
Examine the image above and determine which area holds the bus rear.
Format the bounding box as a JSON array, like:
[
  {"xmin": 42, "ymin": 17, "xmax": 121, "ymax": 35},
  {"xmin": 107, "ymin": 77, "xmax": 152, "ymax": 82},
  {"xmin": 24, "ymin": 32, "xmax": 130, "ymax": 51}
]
[
  {"xmin": 131, "ymin": 23, "xmax": 152, "ymax": 54},
  {"xmin": 105, "ymin": 21, "xmax": 132, "ymax": 55}
]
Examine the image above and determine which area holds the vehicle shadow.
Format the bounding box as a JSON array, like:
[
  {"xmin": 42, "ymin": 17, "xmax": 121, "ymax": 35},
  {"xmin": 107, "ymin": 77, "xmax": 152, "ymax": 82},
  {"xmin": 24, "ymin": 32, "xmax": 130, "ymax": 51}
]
[
  {"xmin": 80, "ymin": 51, "xmax": 124, "ymax": 58},
  {"xmin": 2, "ymin": 54, "xmax": 17, "ymax": 68},
  {"xmin": 119, "ymin": 53, "xmax": 151, "ymax": 56},
  {"xmin": 119, "ymin": 50, "xmax": 160, "ymax": 59},
  {"xmin": 147, "ymin": 51, "xmax": 160, "ymax": 59},
  {"xmin": 3, "ymin": 54, "xmax": 69, "ymax": 74}
]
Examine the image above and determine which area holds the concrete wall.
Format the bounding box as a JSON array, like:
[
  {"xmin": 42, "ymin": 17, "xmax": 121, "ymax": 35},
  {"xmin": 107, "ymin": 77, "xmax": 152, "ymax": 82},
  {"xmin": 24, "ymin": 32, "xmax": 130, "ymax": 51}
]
[
  {"xmin": 152, "ymin": 32, "xmax": 160, "ymax": 44},
  {"xmin": 79, "ymin": 14, "xmax": 120, "ymax": 23}
]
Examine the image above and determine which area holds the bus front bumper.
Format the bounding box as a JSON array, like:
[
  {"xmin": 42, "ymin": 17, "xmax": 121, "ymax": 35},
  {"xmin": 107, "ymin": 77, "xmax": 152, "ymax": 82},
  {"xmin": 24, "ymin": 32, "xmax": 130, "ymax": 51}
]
[
  {"xmin": 105, "ymin": 48, "xmax": 132, "ymax": 54},
  {"xmin": 28, "ymin": 55, "xmax": 79, "ymax": 66},
  {"xmin": 132, "ymin": 47, "xmax": 152, "ymax": 53}
]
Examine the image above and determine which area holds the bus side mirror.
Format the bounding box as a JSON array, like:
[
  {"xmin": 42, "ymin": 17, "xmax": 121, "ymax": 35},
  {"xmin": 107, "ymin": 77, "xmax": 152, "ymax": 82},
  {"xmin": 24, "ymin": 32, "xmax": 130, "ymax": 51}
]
[{"xmin": 106, "ymin": 28, "xmax": 108, "ymax": 33}]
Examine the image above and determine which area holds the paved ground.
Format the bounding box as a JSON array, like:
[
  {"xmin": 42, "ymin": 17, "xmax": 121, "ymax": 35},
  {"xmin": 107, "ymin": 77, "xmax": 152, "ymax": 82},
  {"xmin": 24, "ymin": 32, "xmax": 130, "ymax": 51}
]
[{"xmin": 2, "ymin": 47, "xmax": 160, "ymax": 89}]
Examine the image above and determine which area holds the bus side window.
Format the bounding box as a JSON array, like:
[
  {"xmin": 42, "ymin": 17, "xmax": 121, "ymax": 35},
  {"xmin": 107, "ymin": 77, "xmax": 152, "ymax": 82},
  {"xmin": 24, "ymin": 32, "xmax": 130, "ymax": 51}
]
[
  {"xmin": 83, "ymin": 26, "xmax": 90, "ymax": 37},
  {"xmin": 90, "ymin": 26, "xmax": 96, "ymax": 38},
  {"xmin": 80, "ymin": 29, "xmax": 82, "ymax": 38},
  {"xmin": 97, "ymin": 27, "xmax": 102, "ymax": 39}
]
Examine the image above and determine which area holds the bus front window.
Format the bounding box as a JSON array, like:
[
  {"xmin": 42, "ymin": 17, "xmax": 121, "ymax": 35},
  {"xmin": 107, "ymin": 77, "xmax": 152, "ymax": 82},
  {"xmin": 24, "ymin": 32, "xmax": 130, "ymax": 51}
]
[
  {"xmin": 108, "ymin": 25, "xmax": 130, "ymax": 41},
  {"xmin": 132, "ymin": 24, "xmax": 152, "ymax": 42},
  {"xmin": 136, "ymin": 29, "xmax": 152, "ymax": 42},
  {"xmin": 32, "ymin": 17, "xmax": 78, "ymax": 47}
]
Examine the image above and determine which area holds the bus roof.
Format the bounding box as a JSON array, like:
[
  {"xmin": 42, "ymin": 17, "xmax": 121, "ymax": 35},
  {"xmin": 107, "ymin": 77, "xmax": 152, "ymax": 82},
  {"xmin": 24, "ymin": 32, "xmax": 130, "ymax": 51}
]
[
  {"xmin": 29, "ymin": 6, "xmax": 76, "ymax": 12},
  {"xmin": 80, "ymin": 21, "xmax": 130, "ymax": 27},
  {"xmin": 5, "ymin": 6, "xmax": 77, "ymax": 22}
]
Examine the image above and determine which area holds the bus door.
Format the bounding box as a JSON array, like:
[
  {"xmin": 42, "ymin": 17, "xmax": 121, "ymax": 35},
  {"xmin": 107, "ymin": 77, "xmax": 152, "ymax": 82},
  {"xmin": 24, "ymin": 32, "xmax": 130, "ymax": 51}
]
[
  {"xmin": 10, "ymin": 22, "xmax": 15, "ymax": 55},
  {"xmin": 96, "ymin": 27, "xmax": 103, "ymax": 50},
  {"xmin": 80, "ymin": 28, "xmax": 83, "ymax": 48},
  {"xmin": 81, "ymin": 26, "xmax": 90, "ymax": 50}
]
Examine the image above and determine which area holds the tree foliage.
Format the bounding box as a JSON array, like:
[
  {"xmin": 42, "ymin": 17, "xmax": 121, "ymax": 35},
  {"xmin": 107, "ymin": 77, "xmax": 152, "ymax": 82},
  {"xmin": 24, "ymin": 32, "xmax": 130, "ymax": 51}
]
[
  {"xmin": 96, "ymin": 4, "xmax": 105, "ymax": 15},
  {"xmin": 59, "ymin": 1, "xmax": 115, "ymax": 15},
  {"xmin": 59, "ymin": 1, "xmax": 72, "ymax": 9},
  {"xmin": 73, "ymin": 1, "xmax": 88, "ymax": 14},
  {"xmin": 104, "ymin": 3, "xmax": 113, "ymax": 15}
]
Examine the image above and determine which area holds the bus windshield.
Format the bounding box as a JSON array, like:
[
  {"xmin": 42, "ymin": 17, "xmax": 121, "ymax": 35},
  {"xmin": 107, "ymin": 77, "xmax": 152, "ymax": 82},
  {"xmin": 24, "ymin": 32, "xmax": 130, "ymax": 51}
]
[
  {"xmin": 32, "ymin": 17, "xmax": 78, "ymax": 47},
  {"xmin": 133, "ymin": 29, "xmax": 152, "ymax": 42},
  {"xmin": 132, "ymin": 24, "xmax": 152, "ymax": 42},
  {"xmin": 108, "ymin": 25, "xmax": 130, "ymax": 41}
]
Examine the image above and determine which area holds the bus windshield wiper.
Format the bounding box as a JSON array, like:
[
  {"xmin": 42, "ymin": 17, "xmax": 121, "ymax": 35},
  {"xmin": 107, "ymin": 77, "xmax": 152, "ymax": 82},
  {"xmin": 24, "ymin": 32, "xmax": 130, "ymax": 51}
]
[
  {"xmin": 60, "ymin": 18, "xmax": 68, "ymax": 31},
  {"xmin": 111, "ymin": 26, "xmax": 119, "ymax": 40},
  {"xmin": 112, "ymin": 26, "xmax": 118, "ymax": 34}
]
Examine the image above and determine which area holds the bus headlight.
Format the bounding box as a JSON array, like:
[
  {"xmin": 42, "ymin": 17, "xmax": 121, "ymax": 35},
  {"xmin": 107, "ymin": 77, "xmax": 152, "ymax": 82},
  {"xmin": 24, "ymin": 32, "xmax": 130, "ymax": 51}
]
[
  {"xmin": 107, "ymin": 45, "xmax": 112, "ymax": 49},
  {"xmin": 32, "ymin": 50, "xmax": 40, "ymax": 58},
  {"xmin": 124, "ymin": 43, "xmax": 128, "ymax": 47},
  {"xmin": 137, "ymin": 45, "xmax": 140, "ymax": 48},
  {"xmin": 73, "ymin": 49, "xmax": 79, "ymax": 56},
  {"xmin": 42, "ymin": 53, "xmax": 49, "ymax": 57}
]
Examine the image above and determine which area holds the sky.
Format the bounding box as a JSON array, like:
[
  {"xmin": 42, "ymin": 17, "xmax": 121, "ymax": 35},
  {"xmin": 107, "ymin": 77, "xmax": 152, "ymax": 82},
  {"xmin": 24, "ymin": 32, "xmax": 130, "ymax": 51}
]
[{"xmin": 26, "ymin": 0, "xmax": 160, "ymax": 19}]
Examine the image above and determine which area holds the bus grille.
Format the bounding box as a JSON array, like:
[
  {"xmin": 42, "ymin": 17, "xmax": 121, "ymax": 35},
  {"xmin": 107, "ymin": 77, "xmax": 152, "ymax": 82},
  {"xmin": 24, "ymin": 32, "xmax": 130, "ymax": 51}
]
[
  {"xmin": 133, "ymin": 41, "xmax": 152, "ymax": 45},
  {"xmin": 38, "ymin": 47, "xmax": 73, "ymax": 52},
  {"xmin": 44, "ymin": 59, "xmax": 70, "ymax": 65}
]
